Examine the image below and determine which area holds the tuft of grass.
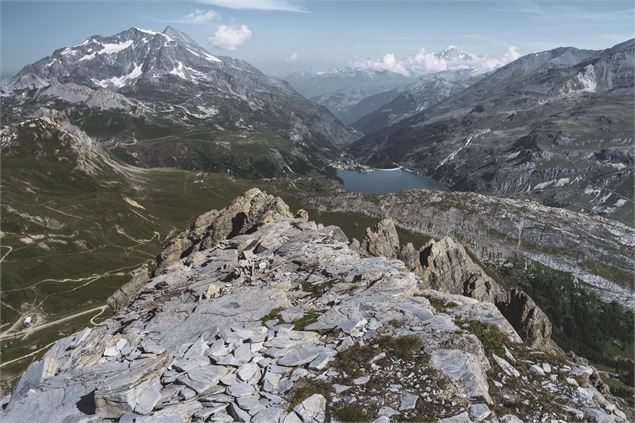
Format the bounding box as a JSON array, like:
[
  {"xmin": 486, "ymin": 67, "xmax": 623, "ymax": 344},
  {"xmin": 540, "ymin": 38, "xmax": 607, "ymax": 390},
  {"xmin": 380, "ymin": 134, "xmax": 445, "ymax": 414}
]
[
  {"xmin": 458, "ymin": 319, "xmax": 507, "ymax": 357},
  {"xmin": 334, "ymin": 404, "xmax": 373, "ymax": 422},
  {"xmin": 286, "ymin": 380, "xmax": 334, "ymax": 410},
  {"xmin": 377, "ymin": 335, "xmax": 423, "ymax": 359},
  {"xmin": 424, "ymin": 296, "xmax": 458, "ymax": 312},
  {"xmin": 301, "ymin": 280, "xmax": 336, "ymax": 299},
  {"xmin": 293, "ymin": 309, "xmax": 326, "ymax": 330},
  {"xmin": 332, "ymin": 344, "xmax": 377, "ymax": 380},
  {"xmin": 261, "ymin": 307, "xmax": 284, "ymax": 324}
]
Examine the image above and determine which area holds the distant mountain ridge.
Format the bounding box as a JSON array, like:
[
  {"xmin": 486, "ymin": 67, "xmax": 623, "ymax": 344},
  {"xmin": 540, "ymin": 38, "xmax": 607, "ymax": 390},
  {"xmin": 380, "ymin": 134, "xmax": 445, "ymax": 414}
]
[
  {"xmin": 1, "ymin": 26, "xmax": 355, "ymax": 178},
  {"xmin": 284, "ymin": 45, "xmax": 507, "ymax": 125},
  {"xmin": 347, "ymin": 39, "xmax": 635, "ymax": 224},
  {"xmin": 353, "ymin": 69, "xmax": 482, "ymax": 134}
]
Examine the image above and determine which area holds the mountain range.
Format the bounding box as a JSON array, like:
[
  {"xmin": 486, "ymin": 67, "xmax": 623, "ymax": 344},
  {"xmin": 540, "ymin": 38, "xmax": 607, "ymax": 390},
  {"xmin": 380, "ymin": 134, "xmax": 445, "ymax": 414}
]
[
  {"xmin": 346, "ymin": 40, "xmax": 635, "ymax": 224},
  {"xmin": 283, "ymin": 46, "xmax": 508, "ymax": 124},
  {"xmin": 0, "ymin": 26, "xmax": 354, "ymax": 178}
]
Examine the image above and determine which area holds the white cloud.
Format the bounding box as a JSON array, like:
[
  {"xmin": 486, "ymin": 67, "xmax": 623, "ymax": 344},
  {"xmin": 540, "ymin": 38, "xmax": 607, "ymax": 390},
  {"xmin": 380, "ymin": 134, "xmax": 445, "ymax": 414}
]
[
  {"xmin": 184, "ymin": 9, "xmax": 218, "ymax": 24},
  {"xmin": 352, "ymin": 46, "xmax": 522, "ymax": 76},
  {"xmin": 209, "ymin": 24, "xmax": 252, "ymax": 50},
  {"xmin": 404, "ymin": 48, "xmax": 449, "ymax": 73},
  {"xmin": 351, "ymin": 53, "xmax": 410, "ymax": 76},
  {"xmin": 196, "ymin": 0, "xmax": 305, "ymax": 12},
  {"xmin": 288, "ymin": 51, "xmax": 299, "ymax": 62}
]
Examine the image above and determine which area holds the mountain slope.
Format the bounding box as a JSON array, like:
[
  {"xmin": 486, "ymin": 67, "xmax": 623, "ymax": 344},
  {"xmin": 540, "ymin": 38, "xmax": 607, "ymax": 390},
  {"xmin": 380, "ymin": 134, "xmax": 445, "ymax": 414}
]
[
  {"xmin": 353, "ymin": 70, "xmax": 480, "ymax": 134},
  {"xmin": 0, "ymin": 27, "xmax": 355, "ymax": 178},
  {"xmin": 348, "ymin": 40, "xmax": 635, "ymax": 224},
  {"xmin": 1, "ymin": 190, "xmax": 629, "ymax": 422}
]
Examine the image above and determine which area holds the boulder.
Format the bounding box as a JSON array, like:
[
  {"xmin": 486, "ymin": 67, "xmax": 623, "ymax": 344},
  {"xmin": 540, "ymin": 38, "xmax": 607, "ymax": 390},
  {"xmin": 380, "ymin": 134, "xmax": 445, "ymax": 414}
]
[{"xmin": 94, "ymin": 354, "xmax": 170, "ymax": 419}]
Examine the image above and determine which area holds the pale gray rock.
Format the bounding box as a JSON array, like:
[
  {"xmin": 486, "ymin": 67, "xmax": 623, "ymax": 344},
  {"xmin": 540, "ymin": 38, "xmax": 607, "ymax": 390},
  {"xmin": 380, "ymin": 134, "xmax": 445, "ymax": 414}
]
[
  {"xmin": 439, "ymin": 411, "xmax": 474, "ymax": 423},
  {"xmin": 95, "ymin": 355, "xmax": 170, "ymax": 419},
  {"xmin": 7, "ymin": 356, "xmax": 58, "ymax": 406},
  {"xmin": 500, "ymin": 288, "xmax": 555, "ymax": 351},
  {"xmin": 252, "ymin": 406, "xmax": 285, "ymax": 423},
  {"xmin": 1, "ymin": 191, "xmax": 627, "ymax": 423},
  {"xmin": 228, "ymin": 383, "xmax": 257, "ymax": 398},
  {"xmin": 500, "ymin": 415, "xmax": 524, "ymax": 423},
  {"xmin": 293, "ymin": 394, "xmax": 326, "ymax": 423},
  {"xmin": 283, "ymin": 411, "xmax": 304, "ymax": 423},
  {"xmin": 237, "ymin": 362, "xmax": 261, "ymax": 385},
  {"xmin": 399, "ymin": 393, "xmax": 418, "ymax": 411},
  {"xmin": 468, "ymin": 403, "xmax": 491, "ymax": 421},
  {"xmin": 134, "ymin": 380, "xmax": 162, "ymax": 415},
  {"xmin": 529, "ymin": 364, "xmax": 546, "ymax": 376},
  {"xmin": 277, "ymin": 346, "xmax": 325, "ymax": 367},
  {"xmin": 430, "ymin": 349, "xmax": 492, "ymax": 404},
  {"xmin": 227, "ymin": 402, "xmax": 251, "ymax": 422},
  {"xmin": 492, "ymin": 354, "xmax": 520, "ymax": 378},
  {"xmin": 179, "ymin": 365, "xmax": 229, "ymax": 394},
  {"xmin": 356, "ymin": 218, "xmax": 401, "ymax": 259}
]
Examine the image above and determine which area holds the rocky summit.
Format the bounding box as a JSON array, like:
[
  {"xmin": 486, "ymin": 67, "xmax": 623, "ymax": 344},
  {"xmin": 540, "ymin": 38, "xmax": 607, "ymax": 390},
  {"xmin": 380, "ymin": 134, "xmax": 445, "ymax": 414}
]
[{"xmin": 1, "ymin": 189, "xmax": 629, "ymax": 423}]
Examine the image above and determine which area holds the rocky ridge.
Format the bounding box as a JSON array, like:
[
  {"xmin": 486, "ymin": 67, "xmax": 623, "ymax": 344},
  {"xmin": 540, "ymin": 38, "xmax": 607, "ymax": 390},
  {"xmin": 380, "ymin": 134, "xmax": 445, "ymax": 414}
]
[
  {"xmin": 352, "ymin": 218, "xmax": 555, "ymax": 351},
  {"xmin": 1, "ymin": 189, "xmax": 627, "ymax": 422}
]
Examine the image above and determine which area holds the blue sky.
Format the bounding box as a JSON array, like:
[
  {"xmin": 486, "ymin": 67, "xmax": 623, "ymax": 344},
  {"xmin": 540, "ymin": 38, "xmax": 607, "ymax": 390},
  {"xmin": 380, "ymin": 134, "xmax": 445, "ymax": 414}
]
[{"xmin": 1, "ymin": 0, "xmax": 633, "ymax": 77}]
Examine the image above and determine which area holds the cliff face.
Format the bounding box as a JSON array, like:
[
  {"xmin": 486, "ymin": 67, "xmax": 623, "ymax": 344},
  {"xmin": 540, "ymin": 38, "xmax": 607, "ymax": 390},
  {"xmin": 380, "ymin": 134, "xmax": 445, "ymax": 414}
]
[{"xmin": 1, "ymin": 190, "xmax": 627, "ymax": 422}]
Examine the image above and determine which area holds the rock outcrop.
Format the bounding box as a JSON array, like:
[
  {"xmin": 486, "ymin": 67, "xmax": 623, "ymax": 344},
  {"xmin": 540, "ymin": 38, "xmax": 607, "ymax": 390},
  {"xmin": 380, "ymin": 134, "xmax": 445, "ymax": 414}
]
[
  {"xmin": 354, "ymin": 218, "xmax": 401, "ymax": 260},
  {"xmin": 354, "ymin": 217, "xmax": 554, "ymax": 351},
  {"xmin": 157, "ymin": 188, "xmax": 292, "ymax": 271},
  {"xmin": 1, "ymin": 190, "xmax": 627, "ymax": 422},
  {"xmin": 418, "ymin": 237, "xmax": 506, "ymax": 304},
  {"xmin": 107, "ymin": 265, "xmax": 150, "ymax": 313},
  {"xmin": 500, "ymin": 288, "xmax": 554, "ymax": 351}
]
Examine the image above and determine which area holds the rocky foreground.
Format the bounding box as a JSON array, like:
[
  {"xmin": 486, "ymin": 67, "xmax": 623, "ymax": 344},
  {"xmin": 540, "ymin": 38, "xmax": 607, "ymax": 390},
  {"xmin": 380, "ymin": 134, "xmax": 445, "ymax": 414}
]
[{"xmin": 1, "ymin": 189, "xmax": 629, "ymax": 422}]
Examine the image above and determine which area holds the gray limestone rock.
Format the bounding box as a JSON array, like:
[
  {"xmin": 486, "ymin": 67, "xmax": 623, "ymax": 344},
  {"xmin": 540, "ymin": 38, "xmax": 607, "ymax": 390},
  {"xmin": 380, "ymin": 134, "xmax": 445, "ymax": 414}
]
[{"xmin": 293, "ymin": 394, "xmax": 326, "ymax": 423}]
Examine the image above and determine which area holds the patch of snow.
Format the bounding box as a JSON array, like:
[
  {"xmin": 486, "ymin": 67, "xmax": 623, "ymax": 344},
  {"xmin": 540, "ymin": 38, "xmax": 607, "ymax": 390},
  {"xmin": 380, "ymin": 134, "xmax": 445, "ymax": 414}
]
[
  {"xmin": 169, "ymin": 62, "xmax": 187, "ymax": 79},
  {"xmin": 555, "ymin": 177, "xmax": 570, "ymax": 187},
  {"xmin": 100, "ymin": 40, "xmax": 134, "ymax": 55},
  {"xmin": 533, "ymin": 180, "xmax": 556, "ymax": 190},
  {"xmin": 615, "ymin": 199, "xmax": 628, "ymax": 207},
  {"xmin": 507, "ymin": 151, "xmax": 521, "ymax": 160},
  {"xmin": 436, "ymin": 129, "xmax": 491, "ymax": 170},
  {"xmin": 584, "ymin": 186, "xmax": 601, "ymax": 195},
  {"xmin": 134, "ymin": 27, "xmax": 158, "ymax": 35},
  {"xmin": 92, "ymin": 63, "xmax": 143, "ymax": 88},
  {"xmin": 608, "ymin": 163, "xmax": 627, "ymax": 170},
  {"xmin": 78, "ymin": 52, "xmax": 97, "ymax": 62},
  {"xmin": 202, "ymin": 51, "xmax": 222, "ymax": 63}
]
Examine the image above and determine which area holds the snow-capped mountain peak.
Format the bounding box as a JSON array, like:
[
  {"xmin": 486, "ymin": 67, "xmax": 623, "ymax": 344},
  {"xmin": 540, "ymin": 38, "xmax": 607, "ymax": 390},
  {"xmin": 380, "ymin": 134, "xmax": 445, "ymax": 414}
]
[
  {"xmin": 9, "ymin": 27, "xmax": 224, "ymax": 91},
  {"xmin": 435, "ymin": 45, "xmax": 475, "ymax": 63}
]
